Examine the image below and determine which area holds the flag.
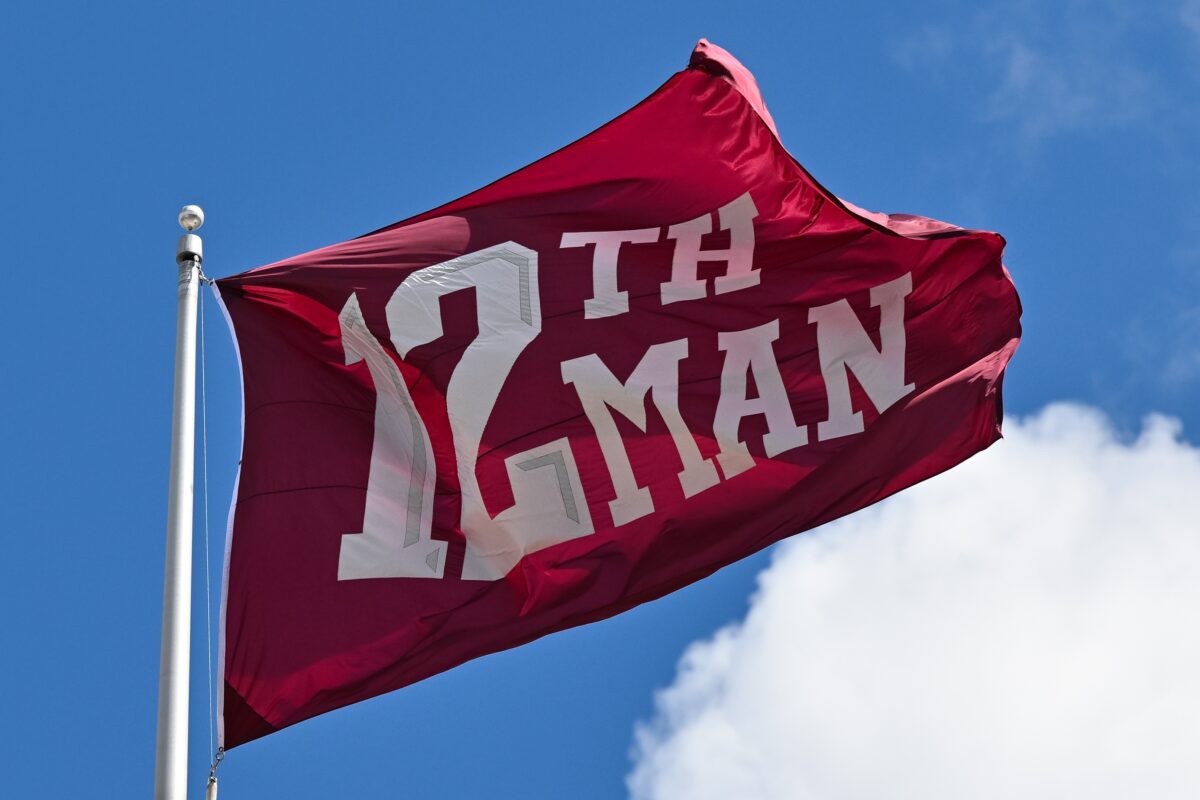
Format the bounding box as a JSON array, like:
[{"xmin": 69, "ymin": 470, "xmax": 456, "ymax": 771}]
[{"xmin": 215, "ymin": 39, "xmax": 1021, "ymax": 747}]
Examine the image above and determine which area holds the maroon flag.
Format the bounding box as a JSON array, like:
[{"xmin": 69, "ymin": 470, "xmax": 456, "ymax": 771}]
[{"xmin": 215, "ymin": 40, "xmax": 1021, "ymax": 747}]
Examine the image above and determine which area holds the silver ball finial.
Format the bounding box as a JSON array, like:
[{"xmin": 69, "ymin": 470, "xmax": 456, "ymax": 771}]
[{"xmin": 178, "ymin": 205, "xmax": 205, "ymax": 232}]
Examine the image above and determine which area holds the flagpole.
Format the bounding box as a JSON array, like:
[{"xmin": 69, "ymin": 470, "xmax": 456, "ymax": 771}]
[{"xmin": 155, "ymin": 205, "xmax": 204, "ymax": 800}]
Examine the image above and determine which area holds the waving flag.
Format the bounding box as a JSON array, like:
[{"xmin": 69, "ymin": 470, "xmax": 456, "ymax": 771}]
[{"xmin": 215, "ymin": 39, "xmax": 1021, "ymax": 747}]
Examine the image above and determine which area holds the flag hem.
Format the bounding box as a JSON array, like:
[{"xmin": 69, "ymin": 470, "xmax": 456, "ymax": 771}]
[{"xmin": 212, "ymin": 282, "xmax": 246, "ymax": 750}]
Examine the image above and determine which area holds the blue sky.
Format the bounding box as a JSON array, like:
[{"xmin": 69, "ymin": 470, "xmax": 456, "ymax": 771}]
[{"xmin": 1, "ymin": 2, "xmax": 1197, "ymax": 797}]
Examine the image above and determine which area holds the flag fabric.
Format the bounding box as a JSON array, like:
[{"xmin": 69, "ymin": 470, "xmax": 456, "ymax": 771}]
[{"xmin": 215, "ymin": 39, "xmax": 1021, "ymax": 748}]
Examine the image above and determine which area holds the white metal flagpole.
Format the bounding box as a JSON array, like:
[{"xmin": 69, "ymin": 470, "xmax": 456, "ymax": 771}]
[{"xmin": 155, "ymin": 204, "xmax": 205, "ymax": 800}]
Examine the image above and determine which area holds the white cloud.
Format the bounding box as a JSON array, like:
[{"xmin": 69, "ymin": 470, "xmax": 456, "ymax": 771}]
[
  {"xmin": 982, "ymin": 36, "xmax": 1152, "ymax": 141},
  {"xmin": 629, "ymin": 404, "xmax": 1200, "ymax": 800},
  {"xmin": 1184, "ymin": 1, "xmax": 1200, "ymax": 39},
  {"xmin": 1165, "ymin": 350, "xmax": 1200, "ymax": 385},
  {"xmin": 890, "ymin": 3, "xmax": 1162, "ymax": 143},
  {"xmin": 888, "ymin": 24, "xmax": 954, "ymax": 71}
]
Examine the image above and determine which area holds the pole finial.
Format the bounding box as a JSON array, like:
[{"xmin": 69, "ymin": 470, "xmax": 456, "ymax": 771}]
[
  {"xmin": 179, "ymin": 205, "xmax": 205, "ymax": 232},
  {"xmin": 177, "ymin": 205, "xmax": 205, "ymax": 266}
]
